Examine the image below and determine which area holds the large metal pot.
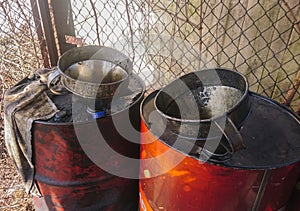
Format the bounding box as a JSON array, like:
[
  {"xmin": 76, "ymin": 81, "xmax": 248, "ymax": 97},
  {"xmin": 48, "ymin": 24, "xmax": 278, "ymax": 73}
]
[
  {"xmin": 139, "ymin": 68, "xmax": 300, "ymax": 211},
  {"xmin": 48, "ymin": 46, "xmax": 133, "ymax": 99},
  {"xmin": 153, "ymin": 68, "xmax": 250, "ymax": 161}
]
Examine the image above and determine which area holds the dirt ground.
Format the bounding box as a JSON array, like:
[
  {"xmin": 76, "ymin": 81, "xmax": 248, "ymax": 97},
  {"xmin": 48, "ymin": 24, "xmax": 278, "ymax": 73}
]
[
  {"xmin": 0, "ymin": 81, "xmax": 34, "ymax": 210},
  {"xmin": 0, "ymin": 15, "xmax": 41, "ymax": 208},
  {"xmin": 0, "ymin": 46, "xmax": 34, "ymax": 211}
]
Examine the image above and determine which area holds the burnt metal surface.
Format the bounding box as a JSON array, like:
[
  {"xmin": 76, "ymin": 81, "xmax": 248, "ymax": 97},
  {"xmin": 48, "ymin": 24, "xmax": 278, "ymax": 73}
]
[
  {"xmin": 142, "ymin": 91, "xmax": 300, "ymax": 168},
  {"xmin": 224, "ymin": 94, "xmax": 300, "ymax": 169},
  {"xmin": 32, "ymin": 71, "xmax": 144, "ymax": 210},
  {"xmin": 153, "ymin": 68, "xmax": 250, "ymax": 158},
  {"xmin": 140, "ymin": 90, "xmax": 300, "ymax": 210},
  {"xmin": 33, "ymin": 92, "xmax": 143, "ymax": 210},
  {"xmin": 46, "ymin": 73, "xmax": 144, "ymax": 123},
  {"xmin": 155, "ymin": 68, "xmax": 250, "ymax": 124}
]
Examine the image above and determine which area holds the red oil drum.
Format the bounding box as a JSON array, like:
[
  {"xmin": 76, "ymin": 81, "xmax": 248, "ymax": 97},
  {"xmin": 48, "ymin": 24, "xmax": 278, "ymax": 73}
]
[
  {"xmin": 30, "ymin": 46, "xmax": 145, "ymax": 210},
  {"xmin": 33, "ymin": 74, "xmax": 144, "ymax": 210},
  {"xmin": 139, "ymin": 69, "xmax": 300, "ymax": 211}
]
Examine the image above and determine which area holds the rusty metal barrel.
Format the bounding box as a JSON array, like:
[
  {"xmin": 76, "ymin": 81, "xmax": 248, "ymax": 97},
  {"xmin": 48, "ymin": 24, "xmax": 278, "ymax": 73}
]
[
  {"xmin": 33, "ymin": 76, "xmax": 144, "ymax": 210},
  {"xmin": 32, "ymin": 46, "xmax": 145, "ymax": 210},
  {"xmin": 33, "ymin": 100, "xmax": 142, "ymax": 210},
  {"xmin": 139, "ymin": 68, "xmax": 300, "ymax": 211}
]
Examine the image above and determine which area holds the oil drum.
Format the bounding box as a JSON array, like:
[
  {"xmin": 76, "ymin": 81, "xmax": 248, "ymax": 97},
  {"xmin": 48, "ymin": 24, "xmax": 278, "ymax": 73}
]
[
  {"xmin": 139, "ymin": 68, "xmax": 300, "ymax": 211},
  {"xmin": 32, "ymin": 45, "xmax": 145, "ymax": 210},
  {"xmin": 33, "ymin": 74, "xmax": 144, "ymax": 210}
]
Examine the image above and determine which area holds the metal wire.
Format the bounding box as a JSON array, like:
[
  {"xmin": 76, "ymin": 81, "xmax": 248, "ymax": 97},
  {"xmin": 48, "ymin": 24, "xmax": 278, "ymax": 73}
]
[
  {"xmin": 70, "ymin": 0, "xmax": 300, "ymax": 111},
  {"xmin": 0, "ymin": 0, "xmax": 45, "ymax": 210},
  {"xmin": 0, "ymin": 0, "xmax": 299, "ymax": 210}
]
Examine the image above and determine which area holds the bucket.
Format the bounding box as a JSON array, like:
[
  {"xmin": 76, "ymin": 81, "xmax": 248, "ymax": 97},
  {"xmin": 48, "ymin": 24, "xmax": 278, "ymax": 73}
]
[
  {"xmin": 48, "ymin": 45, "xmax": 132, "ymax": 99},
  {"xmin": 154, "ymin": 68, "xmax": 250, "ymax": 160},
  {"xmin": 139, "ymin": 68, "xmax": 300, "ymax": 210}
]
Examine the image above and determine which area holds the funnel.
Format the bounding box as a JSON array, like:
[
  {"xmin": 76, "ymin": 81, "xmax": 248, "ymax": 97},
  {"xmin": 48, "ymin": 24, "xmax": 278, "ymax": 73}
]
[{"xmin": 48, "ymin": 46, "xmax": 132, "ymax": 99}]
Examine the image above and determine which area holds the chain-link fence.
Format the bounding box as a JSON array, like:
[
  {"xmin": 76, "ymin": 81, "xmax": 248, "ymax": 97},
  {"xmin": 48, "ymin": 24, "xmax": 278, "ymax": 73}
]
[
  {"xmin": 71, "ymin": 0, "xmax": 300, "ymax": 112},
  {"xmin": 0, "ymin": 0, "xmax": 299, "ymax": 210},
  {"xmin": 0, "ymin": 0, "xmax": 46, "ymax": 210}
]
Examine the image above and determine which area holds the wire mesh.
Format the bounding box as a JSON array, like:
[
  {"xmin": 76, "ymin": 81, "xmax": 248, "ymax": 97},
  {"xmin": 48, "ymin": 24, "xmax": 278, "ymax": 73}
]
[
  {"xmin": 0, "ymin": 0, "xmax": 299, "ymax": 210},
  {"xmin": 0, "ymin": 0, "xmax": 46, "ymax": 210},
  {"xmin": 71, "ymin": 0, "xmax": 300, "ymax": 112}
]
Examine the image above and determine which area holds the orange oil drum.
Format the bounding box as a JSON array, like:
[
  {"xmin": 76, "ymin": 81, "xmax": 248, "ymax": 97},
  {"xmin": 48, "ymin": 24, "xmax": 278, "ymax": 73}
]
[{"xmin": 139, "ymin": 69, "xmax": 300, "ymax": 211}]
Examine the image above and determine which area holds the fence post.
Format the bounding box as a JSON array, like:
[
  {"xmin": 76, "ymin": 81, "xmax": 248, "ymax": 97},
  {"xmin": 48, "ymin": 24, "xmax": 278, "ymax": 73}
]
[
  {"xmin": 49, "ymin": 0, "xmax": 77, "ymax": 56},
  {"xmin": 34, "ymin": 0, "xmax": 58, "ymax": 66},
  {"xmin": 30, "ymin": 0, "xmax": 50, "ymax": 68},
  {"xmin": 34, "ymin": 0, "xmax": 76, "ymax": 66}
]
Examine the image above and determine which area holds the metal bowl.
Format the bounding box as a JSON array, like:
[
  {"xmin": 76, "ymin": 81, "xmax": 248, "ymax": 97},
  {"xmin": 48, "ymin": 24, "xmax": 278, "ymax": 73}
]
[
  {"xmin": 55, "ymin": 46, "xmax": 132, "ymax": 99},
  {"xmin": 154, "ymin": 68, "xmax": 251, "ymax": 154}
]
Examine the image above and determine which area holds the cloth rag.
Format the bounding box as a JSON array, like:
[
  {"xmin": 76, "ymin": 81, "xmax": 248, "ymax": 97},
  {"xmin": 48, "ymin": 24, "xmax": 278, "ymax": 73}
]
[{"xmin": 4, "ymin": 68, "xmax": 58, "ymax": 196}]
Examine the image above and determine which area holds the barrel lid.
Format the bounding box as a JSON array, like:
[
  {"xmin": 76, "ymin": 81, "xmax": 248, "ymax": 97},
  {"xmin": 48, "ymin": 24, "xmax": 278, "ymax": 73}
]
[
  {"xmin": 141, "ymin": 91, "xmax": 300, "ymax": 169},
  {"xmin": 225, "ymin": 93, "xmax": 300, "ymax": 169},
  {"xmin": 36, "ymin": 73, "xmax": 145, "ymax": 125}
]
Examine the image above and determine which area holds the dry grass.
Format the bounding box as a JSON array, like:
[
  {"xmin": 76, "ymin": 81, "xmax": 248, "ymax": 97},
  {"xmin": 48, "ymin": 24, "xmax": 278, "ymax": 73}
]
[
  {"xmin": 0, "ymin": 93, "xmax": 34, "ymax": 211},
  {"xmin": 0, "ymin": 65, "xmax": 36, "ymax": 210},
  {"xmin": 0, "ymin": 72, "xmax": 36, "ymax": 209},
  {"xmin": 0, "ymin": 0, "xmax": 299, "ymax": 210},
  {"xmin": 0, "ymin": 1, "xmax": 44, "ymax": 209},
  {"xmin": 0, "ymin": 147, "xmax": 34, "ymax": 211}
]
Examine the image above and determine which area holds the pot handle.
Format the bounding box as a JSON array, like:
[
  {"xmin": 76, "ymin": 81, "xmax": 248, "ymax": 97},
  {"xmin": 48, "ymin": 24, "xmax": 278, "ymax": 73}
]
[
  {"xmin": 47, "ymin": 68, "xmax": 66, "ymax": 95},
  {"xmin": 214, "ymin": 117, "xmax": 245, "ymax": 153}
]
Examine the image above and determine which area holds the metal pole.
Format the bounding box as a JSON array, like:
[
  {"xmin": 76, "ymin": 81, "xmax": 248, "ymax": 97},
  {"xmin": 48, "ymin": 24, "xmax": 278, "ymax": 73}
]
[
  {"xmin": 30, "ymin": 0, "xmax": 50, "ymax": 68},
  {"xmin": 37, "ymin": 0, "xmax": 58, "ymax": 66},
  {"xmin": 49, "ymin": 0, "xmax": 76, "ymax": 55}
]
